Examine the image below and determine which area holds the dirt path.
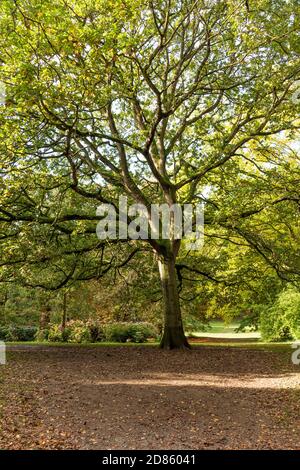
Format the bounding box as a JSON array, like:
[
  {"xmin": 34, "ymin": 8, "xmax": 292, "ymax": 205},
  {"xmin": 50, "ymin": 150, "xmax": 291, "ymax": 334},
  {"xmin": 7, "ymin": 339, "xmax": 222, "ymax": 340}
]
[{"xmin": 0, "ymin": 346, "xmax": 299, "ymax": 450}]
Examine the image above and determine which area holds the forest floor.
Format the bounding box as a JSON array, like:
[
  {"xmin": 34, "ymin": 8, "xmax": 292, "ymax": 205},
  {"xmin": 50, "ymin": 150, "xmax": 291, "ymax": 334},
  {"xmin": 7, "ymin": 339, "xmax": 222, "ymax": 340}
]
[{"xmin": 0, "ymin": 344, "xmax": 299, "ymax": 450}]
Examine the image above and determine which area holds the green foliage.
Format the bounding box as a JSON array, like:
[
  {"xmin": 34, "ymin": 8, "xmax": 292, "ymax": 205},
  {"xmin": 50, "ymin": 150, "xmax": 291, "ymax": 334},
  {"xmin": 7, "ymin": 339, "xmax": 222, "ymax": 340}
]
[
  {"xmin": 36, "ymin": 326, "xmax": 70, "ymax": 342},
  {"xmin": 35, "ymin": 321, "xmax": 158, "ymax": 343},
  {"xmin": 127, "ymin": 323, "xmax": 159, "ymax": 343},
  {"xmin": 47, "ymin": 324, "xmax": 64, "ymax": 342},
  {"xmin": 67, "ymin": 320, "xmax": 91, "ymax": 343},
  {"xmin": 0, "ymin": 326, "xmax": 13, "ymax": 341},
  {"xmin": 0, "ymin": 286, "xmax": 43, "ymax": 326},
  {"xmin": 12, "ymin": 326, "xmax": 38, "ymax": 341},
  {"xmin": 0, "ymin": 325, "xmax": 37, "ymax": 341},
  {"xmin": 87, "ymin": 322, "xmax": 105, "ymax": 342},
  {"xmin": 0, "ymin": 0, "xmax": 300, "ymax": 348},
  {"xmin": 102, "ymin": 322, "xmax": 159, "ymax": 343},
  {"xmin": 35, "ymin": 328, "xmax": 50, "ymax": 342},
  {"xmin": 260, "ymin": 288, "xmax": 300, "ymax": 342},
  {"xmin": 236, "ymin": 310, "xmax": 261, "ymax": 333},
  {"xmin": 183, "ymin": 314, "xmax": 210, "ymax": 333},
  {"xmin": 103, "ymin": 323, "xmax": 136, "ymax": 343}
]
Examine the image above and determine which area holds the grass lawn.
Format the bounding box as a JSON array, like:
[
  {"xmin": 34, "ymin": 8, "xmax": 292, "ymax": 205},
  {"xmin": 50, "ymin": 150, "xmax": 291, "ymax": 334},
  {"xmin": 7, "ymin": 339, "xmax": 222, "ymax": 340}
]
[
  {"xmin": 6, "ymin": 340, "xmax": 294, "ymax": 354},
  {"xmin": 206, "ymin": 320, "xmax": 241, "ymax": 333},
  {"xmin": 190, "ymin": 319, "xmax": 261, "ymax": 340}
]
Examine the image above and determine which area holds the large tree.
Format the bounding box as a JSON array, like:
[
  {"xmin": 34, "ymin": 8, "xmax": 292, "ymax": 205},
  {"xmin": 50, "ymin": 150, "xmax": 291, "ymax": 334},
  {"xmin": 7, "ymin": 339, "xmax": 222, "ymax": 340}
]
[{"xmin": 0, "ymin": 0, "xmax": 299, "ymax": 348}]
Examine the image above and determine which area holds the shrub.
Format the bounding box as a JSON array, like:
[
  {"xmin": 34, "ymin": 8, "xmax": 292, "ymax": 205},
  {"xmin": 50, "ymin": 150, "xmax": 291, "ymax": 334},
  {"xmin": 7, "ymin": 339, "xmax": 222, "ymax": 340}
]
[
  {"xmin": 12, "ymin": 326, "xmax": 38, "ymax": 341},
  {"xmin": 0, "ymin": 326, "xmax": 13, "ymax": 341},
  {"xmin": 67, "ymin": 320, "xmax": 91, "ymax": 343},
  {"xmin": 103, "ymin": 323, "xmax": 129, "ymax": 342},
  {"xmin": 47, "ymin": 324, "xmax": 64, "ymax": 342},
  {"xmin": 36, "ymin": 325, "xmax": 73, "ymax": 343},
  {"xmin": 103, "ymin": 322, "xmax": 158, "ymax": 343},
  {"xmin": 35, "ymin": 328, "xmax": 49, "ymax": 342},
  {"xmin": 236, "ymin": 309, "xmax": 260, "ymax": 333},
  {"xmin": 61, "ymin": 326, "xmax": 72, "ymax": 342},
  {"xmin": 0, "ymin": 325, "xmax": 37, "ymax": 342},
  {"xmin": 260, "ymin": 288, "xmax": 300, "ymax": 342},
  {"xmin": 127, "ymin": 323, "xmax": 159, "ymax": 343},
  {"xmin": 35, "ymin": 321, "xmax": 158, "ymax": 344},
  {"xmin": 87, "ymin": 321, "xmax": 105, "ymax": 342},
  {"xmin": 36, "ymin": 321, "xmax": 91, "ymax": 343}
]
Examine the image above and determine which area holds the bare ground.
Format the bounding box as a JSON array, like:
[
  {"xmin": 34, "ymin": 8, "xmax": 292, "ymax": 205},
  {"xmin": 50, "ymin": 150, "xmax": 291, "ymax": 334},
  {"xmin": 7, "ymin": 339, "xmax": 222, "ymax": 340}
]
[{"xmin": 0, "ymin": 345, "xmax": 299, "ymax": 450}]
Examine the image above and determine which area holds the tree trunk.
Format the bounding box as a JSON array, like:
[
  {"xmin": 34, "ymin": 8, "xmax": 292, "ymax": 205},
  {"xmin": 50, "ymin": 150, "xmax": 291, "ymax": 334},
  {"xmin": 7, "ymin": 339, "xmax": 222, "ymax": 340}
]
[
  {"xmin": 39, "ymin": 303, "xmax": 51, "ymax": 330},
  {"xmin": 61, "ymin": 292, "xmax": 67, "ymax": 331},
  {"xmin": 158, "ymin": 256, "xmax": 190, "ymax": 350},
  {"xmin": 0, "ymin": 290, "xmax": 8, "ymax": 323}
]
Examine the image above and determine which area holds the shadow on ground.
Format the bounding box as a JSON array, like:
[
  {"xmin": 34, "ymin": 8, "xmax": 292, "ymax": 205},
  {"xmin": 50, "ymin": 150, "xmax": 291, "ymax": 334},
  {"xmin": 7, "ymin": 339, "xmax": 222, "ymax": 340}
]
[{"xmin": 0, "ymin": 346, "xmax": 299, "ymax": 449}]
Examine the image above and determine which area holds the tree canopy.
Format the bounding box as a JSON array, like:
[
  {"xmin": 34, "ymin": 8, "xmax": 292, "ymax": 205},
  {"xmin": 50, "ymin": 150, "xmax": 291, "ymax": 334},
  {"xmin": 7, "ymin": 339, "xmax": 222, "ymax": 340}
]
[{"xmin": 0, "ymin": 0, "xmax": 300, "ymax": 348}]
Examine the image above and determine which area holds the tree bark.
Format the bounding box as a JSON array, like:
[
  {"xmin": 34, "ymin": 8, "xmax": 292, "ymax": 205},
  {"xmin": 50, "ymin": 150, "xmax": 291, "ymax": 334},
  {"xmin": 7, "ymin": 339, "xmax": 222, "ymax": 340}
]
[
  {"xmin": 158, "ymin": 255, "xmax": 190, "ymax": 350},
  {"xmin": 0, "ymin": 290, "xmax": 8, "ymax": 323},
  {"xmin": 40, "ymin": 305, "xmax": 51, "ymax": 330},
  {"xmin": 39, "ymin": 302, "xmax": 51, "ymax": 330},
  {"xmin": 61, "ymin": 292, "xmax": 67, "ymax": 331}
]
